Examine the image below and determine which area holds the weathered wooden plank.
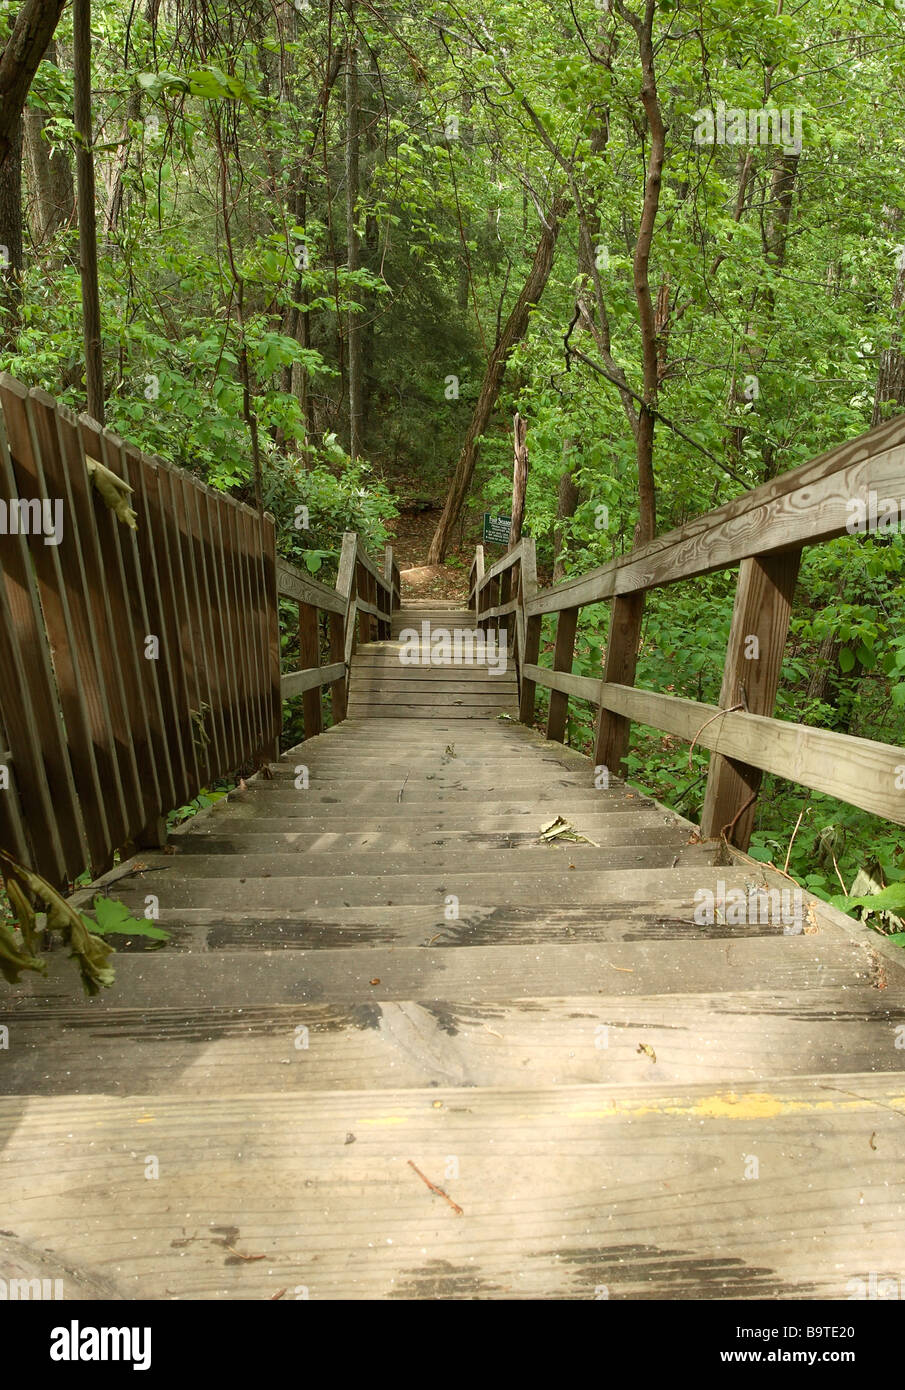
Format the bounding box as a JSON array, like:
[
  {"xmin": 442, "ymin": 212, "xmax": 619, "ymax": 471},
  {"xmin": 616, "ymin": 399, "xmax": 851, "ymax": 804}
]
[
  {"xmin": 1, "ymin": 1075, "xmax": 902, "ymax": 1299},
  {"xmin": 593, "ymin": 591, "xmax": 645, "ymax": 781},
  {"xmin": 281, "ymin": 662, "xmax": 347, "ymax": 698},
  {"xmin": 5, "ymin": 990, "xmax": 903, "ymax": 1097},
  {"xmin": 276, "ymin": 558, "xmax": 346, "ymax": 614},
  {"xmin": 546, "ymin": 606, "xmax": 579, "ymax": 743},
  {"xmin": 127, "ymin": 446, "xmax": 194, "ymax": 809},
  {"xmin": 298, "ymin": 602, "xmax": 324, "ymax": 738},
  {"xmin": 523, "ymin": 663, "xmax": 600, "ymax": 703},
  {"xmin": 700, "ymin": 551, "xmax": 801, "ymax": 846},
  {"xmin": 220, "ymin": 496, "xmax": 254, "ymax": 769},
  {"xmin": 0, "ymin": 385, "xmax": 85, "ymax": 880},
  {"xmin": 598, "ymin": 683, "xmax": 905, "ymax": 825},
  {"xmin": 120, "ymin": 842, "xmax": 709, "ymax": 879},
  {"xmin": 529, "ymin": 413, "xmax": 905, "ymax": 614},
  {"xmin": 17, "ymin": 389, "xmax": 114, "ymax": 868},
  {"xmin": 260, "ymin": 511, "xmax": 283, "ymax": 758},
  {"xmin": 3, "ymin": 937, "xmax": 869, "ymax": 1009},
  {"xmin": 236, "ymin": 506, "xmax": 269, "ymax": 762},
  {"xmin": 82, "ymin": 416, "xmax": 166, "ymax": 837},
  {"xmin": 113, "ymin": 433, "xmax": 177, "ymax": 826},
  {"xmin": 189, "ymin": 477, "xmax": 235, "ymax": 774}
]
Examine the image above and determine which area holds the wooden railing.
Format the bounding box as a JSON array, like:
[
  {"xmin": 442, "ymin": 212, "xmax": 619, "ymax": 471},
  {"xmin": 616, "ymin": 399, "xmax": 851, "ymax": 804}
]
[
  {"xmin": 471, "ymin": 415, "xmax": 905, "ymax": 847},
  {"xmin": 0, "ymin": 374, "xmax": 396, "ymax": 889},
  {"xmin": 277, "ymin": 533, "xmax": 398, "ymax": 736}
]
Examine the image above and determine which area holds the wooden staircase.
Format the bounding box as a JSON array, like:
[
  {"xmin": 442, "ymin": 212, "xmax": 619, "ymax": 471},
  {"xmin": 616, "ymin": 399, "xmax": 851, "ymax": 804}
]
[
  {"xmin": 348, "ymin": 602, "xmax": 518, "ymax": 720},
  {"xmin": 2, "ymin": 381, "xmax": 905, "ymax": 1301},
  {"xmin": 2, "ymin": 699, "xmax": 903, "ymax": 1299}
]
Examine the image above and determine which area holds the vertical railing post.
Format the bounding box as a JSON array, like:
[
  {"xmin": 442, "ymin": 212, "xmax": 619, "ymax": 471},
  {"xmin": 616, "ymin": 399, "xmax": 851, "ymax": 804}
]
[
  {"xmin": 518, "ymin": 538, "xmax": 540, "ymax": 726},
  {"xmin": 383, "ymin": 544, "xmax": 395, "ymax": 630},
  {"xmin": 700, "ymin": 551, "xmax": 801, "ymax": 847},
  {"xmin": 546, "ymin": 605, "xmax": 578, "ymax": 743},
  {"xmin": 298, "ymin": 599, "xmax": 323, "ymax": 739},
  {"xmin": 471, "ymin": 545, "xmax": 484, "ymax": 617},
  {"xmin": 499, "ymin": 562, "xmax": 512, "ymax": 652},
  {"xmin": 593, "ymin": 592, "xmax": 645, "ymax": 780},
  {"xmin": 262, "ymin": 509, "xmax": 282, "ymax": 759},
  {"xmin": 332, "ymin": 531, "xmax": 357, "ymax": 723}
]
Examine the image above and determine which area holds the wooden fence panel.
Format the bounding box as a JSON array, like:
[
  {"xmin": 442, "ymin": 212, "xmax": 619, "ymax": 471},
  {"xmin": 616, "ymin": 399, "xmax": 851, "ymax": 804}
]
[{"xmin": 0, "ymin": 376, "xmax": 284, "ymax": 887}]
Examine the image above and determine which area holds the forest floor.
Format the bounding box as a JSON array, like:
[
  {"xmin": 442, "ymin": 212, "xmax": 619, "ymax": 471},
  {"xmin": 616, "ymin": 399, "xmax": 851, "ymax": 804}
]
[{"xmin": 384, "ymin": 499, "xmax": 472, "ymax": 600}]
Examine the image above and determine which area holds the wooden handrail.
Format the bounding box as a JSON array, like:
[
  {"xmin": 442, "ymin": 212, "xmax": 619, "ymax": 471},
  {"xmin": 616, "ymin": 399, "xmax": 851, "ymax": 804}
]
[
  {"xmin": 278, "ymin": 530, "xmax": 399, "ymax": 733},
  {"xmin": 526, "ymin": 412, "xmax": 905, "ymax": 616},
  {"xmin": 0, "ymin": 368, "xmax": 401, "ymax": 887},
  {"xmin": 469, "ymin": 414, "xmax": 905, "ymax": 848}
]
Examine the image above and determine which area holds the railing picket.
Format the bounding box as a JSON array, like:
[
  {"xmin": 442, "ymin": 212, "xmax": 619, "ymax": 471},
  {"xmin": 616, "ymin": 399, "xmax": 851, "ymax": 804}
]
[
  {"xmin": 298, "ymin": 601, "xmax": 324, "ymax": 738},
  {"xmin": 80, "ymin": 415, "xmax": 163, "ymax": 840},
  {"xmin": 25, "ymin": 391, "xmax": 116, "ymax": 868}
]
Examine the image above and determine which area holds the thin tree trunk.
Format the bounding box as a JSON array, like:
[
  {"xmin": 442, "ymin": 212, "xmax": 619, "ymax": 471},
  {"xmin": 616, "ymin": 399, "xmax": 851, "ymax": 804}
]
[
  {"xmin": 73, "ymin": 0, "xmax": 104, "ymax": 422},
  {"xmin": 873, "ymin": 209, "xmax": 905, "ymax": 425},
  {"xmin": 508, "ymin": 412, "xmax": 528, "ymax": 550},
  {"xmin": 0, "ymin": 0, "xmax": 67, "ymax": 341},
  {"xmin": 23, "ymin": 39, "xmax": 73, "ymax": 245},
  {"xmin": 0, "ymin": 114, "xmax": 23, "ymax": 336},
  {"xmin": 345, "ymin": 0, "xmax": 363, "ymax": 460},
  {"xmin": 427, "ymin": 196, "xmax": 569, "ymax": 565},
  {"xmin": 0, "ymin": 0, "xmax": 66, "ymax": 167},
  {"xmin": 623, "ymin": 0, "xmax": 665, "ymax": 545},
  {"xmin": 553, "ymin": 441, "xmax": 579, "ymax": 583}
]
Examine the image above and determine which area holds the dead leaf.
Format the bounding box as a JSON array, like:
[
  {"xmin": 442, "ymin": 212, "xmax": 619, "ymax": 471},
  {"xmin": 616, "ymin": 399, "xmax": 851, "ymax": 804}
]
[
  {"xmin": 539, "ymin": 815, "xmax": 600, "ymax": 848},
  {"xmin": 637, "ymin": 1043, "xmax": 657, "ymax": 1063}
]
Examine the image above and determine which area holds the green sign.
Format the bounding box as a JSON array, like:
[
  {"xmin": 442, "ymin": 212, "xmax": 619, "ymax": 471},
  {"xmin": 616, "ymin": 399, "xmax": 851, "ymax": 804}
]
[{"xmin": 483, "ymin": 512, "xmax": 512, "ymax": 546}]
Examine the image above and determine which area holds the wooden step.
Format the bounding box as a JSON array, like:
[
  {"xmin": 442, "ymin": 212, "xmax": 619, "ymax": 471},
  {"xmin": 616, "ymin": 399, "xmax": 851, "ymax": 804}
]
[
  {"xmin": 169, "ymin": 824, "xmax": 689, "ymax": 854},
  {"xmin": 114, "ymin": 844, "xmax": 711, "ymax": 881},
  {"xmin": 4, "ymin": 990, "xmax": 903, "ymax": 1097},
  {"xmin": 1, "ymin": 1075, "xmax": 901, "ymax": 1298},
  {"xmin": 6, "ymin": 937, "xmax": 870, "ymax": 1010}
]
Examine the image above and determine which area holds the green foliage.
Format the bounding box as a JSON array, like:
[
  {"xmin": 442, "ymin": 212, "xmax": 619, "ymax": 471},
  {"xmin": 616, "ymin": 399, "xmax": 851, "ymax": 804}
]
[{"xmin": 85, "ymin": 897, "xmax": 170, "ymax": 944}]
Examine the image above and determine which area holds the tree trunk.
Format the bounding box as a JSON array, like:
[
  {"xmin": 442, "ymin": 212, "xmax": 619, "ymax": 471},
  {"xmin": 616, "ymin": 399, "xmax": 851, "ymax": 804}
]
[
  {"xmin": 508, "ymin": 412, "xmax": 528, "ymax": 550},
  {"xmin": 0, "ymin": 0, "xmax": 66, "ymax": 168},
  {"xmin": 553, "ymin": 442, "xmax": 579, "ymax": 583},
  {"xmin": 872, "ymin": 210, "xmax": 905, "ymax": 425},
  {"xmin": 344, "ymin": 0, "xmax": 363, "ymax": 460},
  {"xmin": 23, "ymin": 39, "xmax": 73, "ymax": 245},
  {"xmin": 0, "ymin": 114, "xmax": 23, "ymax": 336},
  {"xmin": 427, "ymin": 196, "xmax": 569, "ymax": 565},
  {"xmin": 279, "ymin": 43, "xmax": 343, "ymax": 449},
  {"xmin": 73, "ymin": 0, "xmax": 104, "ymax": 422},
  {"xmin": 0, "ymin": 0, "xmax": 67, "ymax": 340}
]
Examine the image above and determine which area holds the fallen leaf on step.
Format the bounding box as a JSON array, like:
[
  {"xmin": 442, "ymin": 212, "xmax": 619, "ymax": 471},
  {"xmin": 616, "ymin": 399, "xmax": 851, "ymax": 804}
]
[
  {"xmin": 637, "ymin": 1043, "xmax": 657, "ymax": 1063},
  {"xmin": 539, "ymin": 815, "xmax": 600, "ymax": 847}
]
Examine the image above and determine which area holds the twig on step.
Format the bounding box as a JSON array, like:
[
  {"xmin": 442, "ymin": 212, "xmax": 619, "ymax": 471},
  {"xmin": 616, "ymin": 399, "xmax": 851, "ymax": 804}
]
[{"xmin": 407, "ymin": 1160, "xmax": 463, "ymax": 1215}]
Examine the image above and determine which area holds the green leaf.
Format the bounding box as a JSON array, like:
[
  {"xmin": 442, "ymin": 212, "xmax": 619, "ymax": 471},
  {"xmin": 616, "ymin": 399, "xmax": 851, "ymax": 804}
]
[
  {"xmin": 839, "ymin": 647, "xmax": 856, "ymax": 673},
  {"xmin": 833, "ymin": 883, "xmax": 905, "ymax": 913},
  {"xmin": 88, "ymin": 897, "xmax": 170, "ymax": 941}
]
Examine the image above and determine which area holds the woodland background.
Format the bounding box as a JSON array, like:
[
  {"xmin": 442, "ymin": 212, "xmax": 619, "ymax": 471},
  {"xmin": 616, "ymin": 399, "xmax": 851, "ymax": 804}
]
[{"xmin": 1, "ymin": 0, "xmax": 904, "ymax": 904}]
